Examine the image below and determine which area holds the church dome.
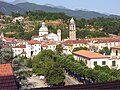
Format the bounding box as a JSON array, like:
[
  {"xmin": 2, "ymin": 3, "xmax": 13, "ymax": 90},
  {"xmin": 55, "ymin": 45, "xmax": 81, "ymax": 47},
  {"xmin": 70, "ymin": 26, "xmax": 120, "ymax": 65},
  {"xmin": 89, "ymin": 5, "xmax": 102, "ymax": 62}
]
[{"xmin": 39, "ymin": 22, "xmax": 48, "ymax": 32}]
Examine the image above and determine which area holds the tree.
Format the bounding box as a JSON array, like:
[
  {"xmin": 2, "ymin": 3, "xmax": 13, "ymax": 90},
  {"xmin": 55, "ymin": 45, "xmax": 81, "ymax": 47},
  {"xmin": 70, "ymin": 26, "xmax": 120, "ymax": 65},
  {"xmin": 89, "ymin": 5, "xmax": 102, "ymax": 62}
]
[
  {"xmin": 32, "ymin": 50, "xmax": 65, "ymax": 86},
  {"xmin": 97, "ymin": 72, "xmax": 112, "ymax": 83},
  {"xmin": 72, "ymin": 46, "xmax": 89, "ymax": 52},
  {"xmin": 1, "ymin": 48, "xmax": 13, "ymax": 64},
  {"xmin": 33, "ymin": 49, "xmax": 55, "ymax": 61},
  {"xmin": 26, "ymin": 58, "xmax": 32, "ymax": 68},
  {"xmin": 55, "ymin": 44, "xmax": 63, "ymax": 55},
  {"xmin": 99, "ymin": 47, "xmax": 111, "ymax": 55}
]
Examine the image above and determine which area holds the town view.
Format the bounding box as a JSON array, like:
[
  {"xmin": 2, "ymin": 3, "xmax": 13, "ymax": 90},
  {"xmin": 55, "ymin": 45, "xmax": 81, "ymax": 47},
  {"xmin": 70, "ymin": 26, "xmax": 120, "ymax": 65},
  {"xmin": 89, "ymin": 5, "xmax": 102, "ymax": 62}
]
[{"xmin": 0, "ymin": 0, "xmax": 120, "ymax": 89}]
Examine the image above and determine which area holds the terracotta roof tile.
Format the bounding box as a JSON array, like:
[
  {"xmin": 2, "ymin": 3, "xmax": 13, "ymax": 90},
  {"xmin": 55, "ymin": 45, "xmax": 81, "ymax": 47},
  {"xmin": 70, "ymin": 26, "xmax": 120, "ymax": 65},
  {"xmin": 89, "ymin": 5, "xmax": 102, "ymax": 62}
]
[
  {"xmin": 112, "ymin": 45, "xmax": 120, "ymax": 49},
  {"xmin": 63, "ymin": 40, "xmax": 88, "ymax": 46},
  {"xmin": 87, "ymin": 37, "xmax": 120, "ymax": 43},
  {"xmin": 4, "ymin": 37, "xmax": 15, "ymax": 41},
  {"xmin": 73, "ymin": 50, "xmax": 109, "ymax": 59},
  {"xmin": 0, "ymin": 64, "xmax": 17, "ymax": 89},
  {"xmin": 28, "ymin": 40, "xmax": 41, "ymax": 44},
  {"xmin": 0, "ymin": 64, "xmax": 13, "ymax": 76}
]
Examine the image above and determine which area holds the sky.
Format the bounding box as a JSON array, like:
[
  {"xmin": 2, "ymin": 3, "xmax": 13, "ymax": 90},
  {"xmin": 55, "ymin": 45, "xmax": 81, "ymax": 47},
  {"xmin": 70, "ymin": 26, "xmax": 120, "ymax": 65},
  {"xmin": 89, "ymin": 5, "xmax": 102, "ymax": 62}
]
[{"xmin": 4, "ymin": 0, "xmax": 120, "ymax": 15}]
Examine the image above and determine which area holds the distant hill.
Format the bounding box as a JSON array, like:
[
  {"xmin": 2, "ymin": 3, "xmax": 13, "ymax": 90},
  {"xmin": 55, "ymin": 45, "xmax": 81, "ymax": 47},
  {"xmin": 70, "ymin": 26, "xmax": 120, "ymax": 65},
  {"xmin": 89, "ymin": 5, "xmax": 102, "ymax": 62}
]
[
  {"xmin": 11, "ymin": 0, "xmax": 28, "ymax": 5},
  {"xmin": 16, "ymin": 2, "xmax": 120, "ymax": 18},
  {"xmin": 0, "ymin": 1, "xmax": 25, "ymax": 15},
  {"xmin": 0, "ymin": 1, "xmax": 120, "ymax": 18}
]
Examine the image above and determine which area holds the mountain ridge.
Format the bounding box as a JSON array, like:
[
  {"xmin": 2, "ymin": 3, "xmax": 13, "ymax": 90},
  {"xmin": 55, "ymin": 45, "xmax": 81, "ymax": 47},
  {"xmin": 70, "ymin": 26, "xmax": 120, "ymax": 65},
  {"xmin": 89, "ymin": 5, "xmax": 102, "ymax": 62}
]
[{"xmin": 0, "ymin": 1, "xmax": 120, "ymax": 18}]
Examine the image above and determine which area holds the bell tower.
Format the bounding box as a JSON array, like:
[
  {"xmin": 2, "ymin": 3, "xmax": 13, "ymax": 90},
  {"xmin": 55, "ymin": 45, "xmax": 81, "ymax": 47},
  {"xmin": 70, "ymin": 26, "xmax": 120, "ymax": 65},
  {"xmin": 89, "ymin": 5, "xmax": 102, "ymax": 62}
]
[
  {"xmin": 57, "ymin": 29, "xmax": 61, "ymax": 41},
  {"xmin": 69, "ymin": 17, "xmax": 76, "ymax": 40}
]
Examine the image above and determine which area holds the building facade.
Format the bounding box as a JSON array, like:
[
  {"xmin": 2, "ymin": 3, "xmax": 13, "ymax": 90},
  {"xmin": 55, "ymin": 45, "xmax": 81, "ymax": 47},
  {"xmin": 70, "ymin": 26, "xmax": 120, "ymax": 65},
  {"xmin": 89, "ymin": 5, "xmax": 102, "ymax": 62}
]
[
  {"xmin": 69, "ymin": 18, "xmax": 76, "ymax": 40},
  {"xmin": 73, "ymin": 50, "xmax": 120, "ymax": 69},
  {"xmin": 39, "ymin": 22, "xmax": 49, "ymax": 36}
]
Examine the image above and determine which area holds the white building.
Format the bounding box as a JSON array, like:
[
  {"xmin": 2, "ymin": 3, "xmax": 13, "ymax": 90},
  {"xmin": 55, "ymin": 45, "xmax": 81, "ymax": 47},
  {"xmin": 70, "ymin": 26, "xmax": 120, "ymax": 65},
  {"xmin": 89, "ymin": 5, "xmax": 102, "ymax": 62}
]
[
  {"xmin": 57, "ymin": 29, "xmax": 61, "ymax": 41},
  {"xmin": 73, "ymin": 49, "xmax": 120, "ymax": 69},
  {"xmin": 3, "ymin": 37, "xmax": 17, "ymax": 47},
  {"xmin": 62, "ymin": 40, "xmax": 88, "ymax": 54},
  {"xmin": 26, "ymin": 40, "xmax": 41, "ymax": 58},
  {"xmin": 69, "ymin": 18, "xmax": 76, "ymax": 40},
  {"xmin": 41, "ymin": 40, "xmax": 57, "ymax": 51},
  {"xmin": 12, "ymin": 16, "xmax": 24, "ymax": 23},
  {"xmin": 88, "ymin": 37, "xmax": 120, "ymax": 52},
  {"xmin": 32, "ymin": 22, "xmax": 61, "ymax": 42},
  {"xmin": 12, "ymin": 45, "xmax": 26, "ymax": 57},
  {"xmin": 39, "ymin": 22, "xmax": 49, "ymax": 36},
  {"xmin": 73, "ymin": 50, "xmax": 109, "ymax": 69},
  {"xmin": 46, "ymin": 33, "xmax": 59, "ymax": 41}
]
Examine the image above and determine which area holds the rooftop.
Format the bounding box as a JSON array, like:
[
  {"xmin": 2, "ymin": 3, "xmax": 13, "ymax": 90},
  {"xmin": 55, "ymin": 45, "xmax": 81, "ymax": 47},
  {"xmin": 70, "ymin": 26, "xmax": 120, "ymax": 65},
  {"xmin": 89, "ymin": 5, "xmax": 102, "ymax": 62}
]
[
  {"xmin": 73, "ymin": 50, "xmax": 108, "ymax": 59},
  {"xmin": 0, "ymin": 64, "xmax": 18, "ymax": 90},
  {"xmin": 28, "ymin": 40, "xmax": 41, "ymax": 44},
  {"xmin": 3, "ymin": 37, "xmax": 15, "ymax": 41},
  {"xmin": 13, "ymin": 45, "xmax": 26, "ymax": 48},
  {"xmin": 112, "ymin": 45, "xmax": 120, "ymax": 49},
  {"xmin": 63, "ymin": 40, "xmax": 88, "ymax": 46}
]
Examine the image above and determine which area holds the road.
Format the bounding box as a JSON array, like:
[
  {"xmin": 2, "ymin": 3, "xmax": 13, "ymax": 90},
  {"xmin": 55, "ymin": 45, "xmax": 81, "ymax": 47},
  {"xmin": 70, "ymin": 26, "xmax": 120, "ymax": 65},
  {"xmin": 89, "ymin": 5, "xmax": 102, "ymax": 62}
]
[
  {"xmin": 27, "ymin": 76, "xmax": 47, "ymax": 88},
  {"xmin": 65, "ymin": 73, "xmax": 82, "ymax": 85}
]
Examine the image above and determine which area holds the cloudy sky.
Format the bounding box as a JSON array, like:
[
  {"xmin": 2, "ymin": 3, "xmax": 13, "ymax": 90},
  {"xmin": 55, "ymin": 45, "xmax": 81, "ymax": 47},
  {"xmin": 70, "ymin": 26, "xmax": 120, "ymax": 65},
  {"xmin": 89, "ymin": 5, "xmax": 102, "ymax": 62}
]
[{"xmin": 3, "ymin": 0, "xmax": 120, "ymax": 15}]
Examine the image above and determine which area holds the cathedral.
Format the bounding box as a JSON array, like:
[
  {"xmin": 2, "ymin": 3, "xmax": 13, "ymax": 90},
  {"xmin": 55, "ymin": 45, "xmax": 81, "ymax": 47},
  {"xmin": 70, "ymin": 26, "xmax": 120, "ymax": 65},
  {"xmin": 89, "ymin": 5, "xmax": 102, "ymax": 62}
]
[
  {"xmin": 33, "ymin": 17, "xmax": 76, "ymax": 41},
  {"xmin": 33, "ymin": 21, "xmax": 61, "ymax": 42}
]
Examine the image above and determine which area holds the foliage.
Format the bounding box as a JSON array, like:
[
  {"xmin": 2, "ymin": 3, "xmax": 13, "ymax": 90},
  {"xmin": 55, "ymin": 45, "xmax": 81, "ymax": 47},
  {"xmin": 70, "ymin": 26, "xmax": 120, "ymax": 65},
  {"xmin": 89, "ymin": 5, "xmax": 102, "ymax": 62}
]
[
  {"xmin": 55, "ymin": 44, "xmax": 63, "ymax": 55},
  {"xmin": 55, "ymin": 54, "xmax": 120, "ymax": 83},
  {"xmin": 26, "ymin": 58, "xmax": 32, "ymax": 68},
  {"xmin": 99, "ymin": 47, "xmax": 111, "ymax": 55},
  {"xmin": 11, "ymin": 12, "xmax": 24, "ymax": 17},
  {"xmin": 76, "ymin": 30, "xmax": 109, "ymax": 39},
  {"xmin": 32, "ymin": 50, "xmax": 65, "ymax": 86},
  {"xmin": 26, "ymin": 10, "xmax": 70, "ymax": 21},
  {"xmin": 1, "ymin": 48, "xmax": 13, "ymax": 64},
  {"xmin": 72, "ymin": 46, "xmax": 89, "ymax": 52},
  {"xmin": 3, "ymin": 12, "xmax": 120, "ymax": 40}
]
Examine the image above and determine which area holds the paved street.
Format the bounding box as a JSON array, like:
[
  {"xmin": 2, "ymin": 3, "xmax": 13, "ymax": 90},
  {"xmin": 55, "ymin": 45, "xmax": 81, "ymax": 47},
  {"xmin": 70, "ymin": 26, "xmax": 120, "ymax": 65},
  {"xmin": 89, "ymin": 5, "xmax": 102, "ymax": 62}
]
[
  {"xmin": 27, "ymin": 76, "xmax": 47, "ymax": 88},
  {"xmin": 65, "ymin": 73, "xmax": 82, "ymax": 85}
]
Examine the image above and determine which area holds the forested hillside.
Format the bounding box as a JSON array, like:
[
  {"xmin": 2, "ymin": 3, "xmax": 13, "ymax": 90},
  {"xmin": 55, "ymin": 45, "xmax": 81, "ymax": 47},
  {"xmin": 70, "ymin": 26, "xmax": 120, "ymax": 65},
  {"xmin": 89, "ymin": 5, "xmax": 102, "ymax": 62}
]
[{"xmin": 1, "ymin": 11, "xmax": 120, "ymax": 40}]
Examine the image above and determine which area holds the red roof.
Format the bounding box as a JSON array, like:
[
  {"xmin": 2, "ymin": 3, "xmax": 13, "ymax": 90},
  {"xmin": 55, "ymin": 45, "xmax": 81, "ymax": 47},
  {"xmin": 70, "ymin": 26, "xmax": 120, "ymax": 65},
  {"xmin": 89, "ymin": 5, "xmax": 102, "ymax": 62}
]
[
  {"xmin": 112, "ymin": 45, "xmax": 120, "ymax": 49},
  {"xmin": 28, "ymin": 40, "xmax": 41, "ymax": 44},
  {"xmin": 87, "ymin": 37, "xmax": 120, "ymax": 43},
  {"xmin": 63, "ymin": 40, "xmax": 88, "ymax": 46},
  {"xmin": 73, "ymin": 50, "xmax": 109, "ymax": 59},
  {"xmin": 13, "ymin": 45, "xmax": 26, "ymax": 48},
  {"xmin": 0, "ymin": 64, "xmax": 13, "ymax": 76},
  {"xmin": 0, "ymin": 64, "xmax": 17, "ymax": 89},
  {"xmin": 4, "ymin": 37, "xmax": 15, "ymax": 41}
]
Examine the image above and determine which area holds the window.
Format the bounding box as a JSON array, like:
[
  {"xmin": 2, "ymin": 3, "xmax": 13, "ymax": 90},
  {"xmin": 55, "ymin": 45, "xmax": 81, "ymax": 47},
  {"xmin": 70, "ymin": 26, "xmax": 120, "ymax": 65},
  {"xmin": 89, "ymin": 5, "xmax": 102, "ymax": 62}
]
[
  {"xmin": 93, "ymin": 61, "xmax": 97, "ymax": 65},
  {"xmin": 116, "ymin": 50, "xmax": 118, "ymax": 56},
  {"xmin": 112, "ymin": 61, "xmax": 116, "ymax": 66},
  {"xmin": 102, "ymin": 61, "xmax": 106, "ymax": 65}
]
